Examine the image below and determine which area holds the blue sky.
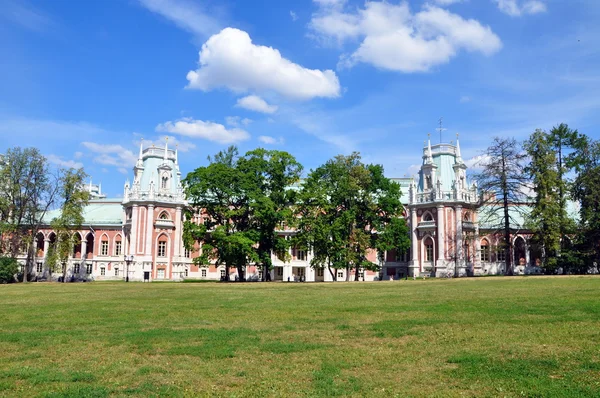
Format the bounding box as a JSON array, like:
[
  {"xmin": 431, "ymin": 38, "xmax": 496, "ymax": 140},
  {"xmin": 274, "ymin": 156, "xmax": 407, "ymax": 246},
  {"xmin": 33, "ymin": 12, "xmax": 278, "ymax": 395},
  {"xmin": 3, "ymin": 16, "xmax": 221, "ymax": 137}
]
[{"xmin": 1, "ymin": 0, "xmax": 599, "ymax": 197}]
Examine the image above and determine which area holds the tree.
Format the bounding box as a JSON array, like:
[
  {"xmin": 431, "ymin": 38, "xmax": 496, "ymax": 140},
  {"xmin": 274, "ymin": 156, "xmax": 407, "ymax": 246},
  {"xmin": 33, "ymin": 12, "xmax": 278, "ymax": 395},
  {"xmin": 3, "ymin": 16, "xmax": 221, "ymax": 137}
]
[
  {"xmin": 0, "ymin": 256, "xmax": 18, "ymax": 284},
  {"xmin": 297, "ymin": 153, "xmax": 410, "ymax": 281},
  {"xmin": 0, "ymin": 148, "xmax": 61, "ymax": 282},
  {"xmin": 524, "ymin": 129, "xmax": 562, "ymax": 272},
  {"xmin": 475, "ymin": 137, "xmax": 529, "ymax": 275},
  {"xmin": 549, "ymin": 123, "xmax": 579, "ymax": 246},
  {"xmin": 183, "ymin": 147, "xmax": 302, "ymax": 281},
  {"xmin": 570, "ymin": 135, "xmax": 600, "ymax": 269},
  {"xmin": 47, "ymin": 168, "xmax": 90, "ymax": 282},
  {"xmin": 238, "ymin": 149, "xmax": 303, "ymax": 281}
]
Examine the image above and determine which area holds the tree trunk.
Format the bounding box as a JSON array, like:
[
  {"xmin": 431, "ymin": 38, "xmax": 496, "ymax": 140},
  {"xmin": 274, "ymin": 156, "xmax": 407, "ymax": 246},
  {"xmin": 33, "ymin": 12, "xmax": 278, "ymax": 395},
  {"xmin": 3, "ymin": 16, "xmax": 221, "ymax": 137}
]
[
  {"xmin": 502, "ymin": 157, "xmax": 513, "ymax": 276},
  {"xmin": 328, "ymin": 259, "xmax": 336, "ymax": 281}
]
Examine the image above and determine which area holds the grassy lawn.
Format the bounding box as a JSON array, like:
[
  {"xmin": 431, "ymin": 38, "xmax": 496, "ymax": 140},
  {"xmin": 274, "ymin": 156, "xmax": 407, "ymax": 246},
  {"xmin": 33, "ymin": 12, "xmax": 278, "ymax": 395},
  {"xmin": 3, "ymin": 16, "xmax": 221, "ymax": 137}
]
[{"xmin": 1, "ymin": 277, "xmax": 600, "ymax": 397}]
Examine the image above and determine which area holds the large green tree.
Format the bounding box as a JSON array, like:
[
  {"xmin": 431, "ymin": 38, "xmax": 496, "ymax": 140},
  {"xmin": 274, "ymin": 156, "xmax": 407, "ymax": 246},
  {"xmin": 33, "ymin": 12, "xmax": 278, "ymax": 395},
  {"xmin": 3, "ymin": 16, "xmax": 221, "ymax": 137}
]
[
  {"xmin": 0, "ymin": 147, "xmax": 61, "ymax": 282},
  {"xmin": 570, "ymin": 135, "xmax": 600, "ymax": 270},
  {"xmin": 183, "ymin": 146, "xmax": 302, "ymax": 281},
  {"xmin": 475, "ymin": 137, "xmax": 529, "ymax": 275},
  {"xmin": 238, "ymin": 149, "xmax": 303, "ymax": 281},
  {"xmin": 47, "ymin": 168, "xmax": 90, "ymax": 282},
  {"xmin": 524, "ymin": 129, "xmax": 562, "ymax": 271},
  {"xmin": 296, "ymin": 153, "xmax": 410, "ymax": 281}
]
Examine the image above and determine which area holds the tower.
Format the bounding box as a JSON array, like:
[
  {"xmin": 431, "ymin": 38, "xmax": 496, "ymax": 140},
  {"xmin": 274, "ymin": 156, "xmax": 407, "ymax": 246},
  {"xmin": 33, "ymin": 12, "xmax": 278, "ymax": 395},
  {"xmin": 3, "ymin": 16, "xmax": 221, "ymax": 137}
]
[
  {"xmin": 122, "ymin": 139, "xmax": 187, "ymax": 281},
  {"xmin": 407, "ymin": 134, "xmax": 480, "ymax": 277}
]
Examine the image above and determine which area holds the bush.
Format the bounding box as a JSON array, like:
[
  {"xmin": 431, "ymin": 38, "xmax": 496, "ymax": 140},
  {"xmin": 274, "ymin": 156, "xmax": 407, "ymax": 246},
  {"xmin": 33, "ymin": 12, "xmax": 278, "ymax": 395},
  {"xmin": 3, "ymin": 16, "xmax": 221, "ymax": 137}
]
[{"xmin": 0, "ymin": 257, "xmax": 19, "ymax": 284}]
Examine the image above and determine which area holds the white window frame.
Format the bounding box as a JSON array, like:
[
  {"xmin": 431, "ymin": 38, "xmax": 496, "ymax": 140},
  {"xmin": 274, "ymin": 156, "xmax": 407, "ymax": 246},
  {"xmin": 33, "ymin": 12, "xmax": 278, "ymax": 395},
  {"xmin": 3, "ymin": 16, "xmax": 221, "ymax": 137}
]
[
  {"xmin": 114, "ymin": 241, "xmax": 122, "ymax": 256},
  {"xmin": 158, "ymin": 241, "xmax": 167, "ymax": 257},
  {"xmin": 201, "ymin": 269, "xmax": 207, "ymax": 277},
  {"xmin": 101, "ymin": 240, "xmax": 108, "ymax": 256}
]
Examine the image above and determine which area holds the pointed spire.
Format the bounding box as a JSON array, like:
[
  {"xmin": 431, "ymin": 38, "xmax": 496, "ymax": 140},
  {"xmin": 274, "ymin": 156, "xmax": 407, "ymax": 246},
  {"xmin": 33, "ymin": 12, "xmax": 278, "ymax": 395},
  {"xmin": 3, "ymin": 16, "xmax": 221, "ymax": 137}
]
[
  {"xmin": 139, "ymin": 139, "xmax": 143, "ymax": 160},
  {"xmin": 164, "ymin": 137, "xmax": 168, "ymax": 162},
  {"xmin": 426, "ymin": 133, "xmax": 433, "ymax": 164},
  {"xmin": 175, "ymin": 143, "xmax": 179, "ymax": 165},
  {"xmin": 98, "ymin": 182, "xmax": 101, "ymax": 194},
  {"xmin": 455, "ymin": 133, "xmax": 464, "ymax": 164}
]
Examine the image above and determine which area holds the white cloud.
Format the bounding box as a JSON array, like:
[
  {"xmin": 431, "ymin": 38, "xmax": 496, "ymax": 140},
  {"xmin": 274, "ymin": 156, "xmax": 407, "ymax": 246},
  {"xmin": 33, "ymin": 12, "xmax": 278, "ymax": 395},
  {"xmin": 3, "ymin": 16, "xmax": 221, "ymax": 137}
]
[
  {"xmin": 434, "ymin": 0, "xmax": 464, "ymax": 5},
  {"xmin": 460, "ymin": 95, "xmax": 471, "ymax": 103},
  {"xmin": 0, "ymin": 0, "xmax": 56, "ymax": 33},
  {"xmin": 310, "ymin": 2, "xmax": 502, "ymax": 73},
  {"xmin": 81, "ymin": 142, "xmax": 137, "ymax": 169},
  {"xmin": 186, "ymin": 28, "xmax": 341, "ymax": 100},
  {"xmin": 143, "ymin": 135, "xmax": 196, "ymax": 152},
  {"xmin": 464, "ymin": 154, "xmax": 491, "ymax": 171},
  {"xmin": 290, "ymin": 11, "xmax": 298, "ymax": 21},
  {"xmin": 156, "ymin": 117, "xmax": 250, "ymax": 144},
  {"xmin": 225, "ymin": 116, "xmax": 254, "ymax": 127},
  {"xmin": 494, "ymin": 0, "xmax": 547, "ymax": 17},
  {"xmin": 46, "ymin": 154, "xmax": 83, "ymax": 169},
  {"xmin": 258, "ymin": 136, "xmax": 285, "ymax": 145},
  {"xmin": 74, "ymin": 151, "xmax": 83, "ymax": 159},
  {"xmin": 236, "ymin": 95, "xmax": 279, "ymax": 114},
  {"xmin": 137, "ymin": 0, "xmax": 221, "ymax": 37}
]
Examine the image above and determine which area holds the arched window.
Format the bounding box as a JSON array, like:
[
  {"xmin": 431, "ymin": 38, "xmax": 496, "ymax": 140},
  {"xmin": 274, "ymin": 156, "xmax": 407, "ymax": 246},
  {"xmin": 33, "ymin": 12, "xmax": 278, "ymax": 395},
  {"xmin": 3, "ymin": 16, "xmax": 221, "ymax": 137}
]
[
  {"xmin": 422, "ymin": 212, "xmax": 433, "ymax": 222},
  {"xmin": 161, "ymin": 175, "xmax": 169, "ymax": 189},
  {"xmin": 114, "ymin": 235, "xmax": 122, "ymax": 256},
  {"xmin": 159, "ymin": 211, "xmax": 169, "ymax": 220},
  {"xmin": 480, "ymin": 239, "xmax": 490, "ymax": 262},
  {"xmin": 464, "ymin": 212, "xmax": 470, "ymax": 222},
  {"xmin": 157, "ymin": 236, "xmax": 168, "ymax": 257},
  {"xmin": 514, "ymin": 236, "xmax": 526, "ymax": 266},
  {"xmin": 424, "ymin": 237, "xmax": 434, "ymax": 262}
]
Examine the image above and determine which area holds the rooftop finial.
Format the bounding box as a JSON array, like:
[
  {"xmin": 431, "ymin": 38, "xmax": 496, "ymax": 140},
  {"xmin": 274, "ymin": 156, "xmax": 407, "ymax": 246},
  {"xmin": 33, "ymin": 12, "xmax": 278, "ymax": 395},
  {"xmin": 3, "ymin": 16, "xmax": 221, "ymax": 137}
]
[
  {"xmin": 456, "ymin": 133, "xmax": 464, "ymax": 164},
  {"xmin": 426, "ymin": 134, "xmax": 433, "ymax": 164},
  {"xmin": 164, "ymin": 136, "xmax": 168, "ymax": 162},
  {"xmin": 138, "ymin": 138, "xmax": 144, "ymax": 160},
  {"xmin": 175, "ymin": 143, "xmax": 179, "ymax": 164}
]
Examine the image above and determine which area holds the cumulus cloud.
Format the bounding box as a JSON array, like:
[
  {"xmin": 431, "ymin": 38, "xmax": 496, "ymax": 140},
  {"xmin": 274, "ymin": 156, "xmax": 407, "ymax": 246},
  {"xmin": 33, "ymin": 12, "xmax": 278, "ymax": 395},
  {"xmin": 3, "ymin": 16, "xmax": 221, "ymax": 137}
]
[
  {"xmin": 258, "ymin": 136, "xmax": 285, "ymax": 145},
  {"xmin": 290, "ymin": 11, "xmax": 298, "ymax": 21},
  {"xmin": 137, "ymin": 0, "xmax": 221, "ymax": 37},
  {"xmin": 494, "ymin": 0, "xmax": 547, "ymax": 17},
  {"xmin": 236, "ymin": 95, "xmax": 279, "ymax": 114},
  {"xmin": 156, "ymin": 117, "xmax": 250, "ymax": 144},
  {"xmin": 46, "ymin": 154, "xmax": 83, "ymax": 169},
  {"xmin": 142, "ymin": 135, "xmax": 197, "ymax": 152},
  {"xmin": 186, "ymin": 28, "xmax": 341, "ymax": 100},
  {"xmin": 434, "ymin": 0, "xmax": 464, "ymax": 5},
  {"xmin": 225, "ymin": 116, "xmax": 253, "ymax": 127},
  {"xmin": 81, "ymin": 142, "xmax": 137, "ymax": 171},
  {"xmin": 310, "ymin": 1, "xmax": 502, "ymax": 72},
  {"xmin": 464, "ymin": 154, "xmax": 491, "ymax": 172}
]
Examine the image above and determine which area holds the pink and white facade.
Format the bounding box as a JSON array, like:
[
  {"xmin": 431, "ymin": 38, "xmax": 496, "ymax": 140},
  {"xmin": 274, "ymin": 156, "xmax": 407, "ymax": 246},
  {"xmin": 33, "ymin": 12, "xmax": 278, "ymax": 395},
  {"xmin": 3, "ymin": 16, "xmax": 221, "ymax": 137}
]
[{"xmin": 24, "ymin": 138, "xmax": 543, "ymax": 282}]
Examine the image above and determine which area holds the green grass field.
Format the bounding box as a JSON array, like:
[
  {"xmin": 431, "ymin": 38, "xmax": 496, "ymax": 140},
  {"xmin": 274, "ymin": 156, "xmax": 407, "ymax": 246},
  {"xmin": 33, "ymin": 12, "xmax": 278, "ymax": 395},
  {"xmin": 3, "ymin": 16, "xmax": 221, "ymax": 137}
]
[{"xmin": 1, "ymin": 277, "xmax": 600, "ymax": 397}]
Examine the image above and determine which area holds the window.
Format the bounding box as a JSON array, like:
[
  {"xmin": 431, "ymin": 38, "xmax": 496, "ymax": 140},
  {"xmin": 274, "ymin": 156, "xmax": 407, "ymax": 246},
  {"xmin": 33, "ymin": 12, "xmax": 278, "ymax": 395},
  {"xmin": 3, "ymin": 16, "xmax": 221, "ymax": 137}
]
[
  {"xmin": 337, "ymin": 271, "xmax": 344, "ymax": 278},
  {"xmin": 101, "ymin": 240, "xmax": 108, "ymax": 256},
  {"xmin": 185, "ymin": 248, "xmax": 191, "ymax": 258},
  {"xmin": 100, "ymin": 267, "xmax": 106, "ymax": 276},
  {"xmin": 73, "ymin": 263, "xmax": 80, "ymax": 274},
  {"xmin": 276, "ymin": 268, "xmax": 283, "ymax": 277},
  {"xmin": 157, "ymin": 269, "xmax": 165, "ymax": 279},
  {"xmin": 358, "ymin": 270, "xmax": 364, "ymax": 279},
  {"xmin": 425, "ymin": 240, "xmax": 434, "ymax": 262},
  {"xmin": 481, "ymin": 241, "xmax": 490, "ymax": 262},
  {"xmin": 317, "ymin": 268, "xmax": 324, "ymax": 277},
  {"xmin": 36, "ymin": 262, "xmax": 43, "ymax": 273},
  {"xmin": 161, "ymin": 176, "xmax": 168, "ymax": 189},
  {"xmin": 158, "ymin": 241, "xmax": 167, "ymax": 257},
  {"xmin": 86, "ymin": 263, "xmax": 92, "ymax": 274},
  {"xmin": 114, "ymin": 268, "xmax": 119, "ymax": 276},
  {"xmin": 159, "ymin": 212, "xmax": 168, "ymax": 220},
  {"xmin": 220, "ymin": 269, "xmax": 226, "ymax": 278},
  {"xmin": 201, "ymin": 269, "xmax": 206, "ymax": 277},
  {"xmin": 497, "ymin": 248, "xmax": 506, "ymax": 262},
  {"xmin": 115, "ymin": 241, "xmax": 122, "ymax": 256},
  {"xmin": 185, "ymin": 268, "xmax": 189, "ymax": 277},
  {"xmin": 296, "ymin": 249, "xmax": 306, "ymax": 261}
]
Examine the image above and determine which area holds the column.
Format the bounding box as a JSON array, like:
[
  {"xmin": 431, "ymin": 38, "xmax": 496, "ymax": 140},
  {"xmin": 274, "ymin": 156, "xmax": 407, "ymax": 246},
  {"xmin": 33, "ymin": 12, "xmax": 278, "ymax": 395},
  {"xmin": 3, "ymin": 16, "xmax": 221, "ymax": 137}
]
[
  {"xmin": 455, "ymin": 205, "xmax": 463, "ymax": 274},
  {"xmin": 408, "ymin": 207, "xmax": 420, "ymax": 276},
  {"xmin": 174, "ymin": 206, "xmax": 182, "ymax": 257},
  {"xmin": 525, "ymin": 240, "xmax": 531, "ymax": 267},
  {"xmin": 474, "ymin": 224, "xmax": 481, "ymax": 276},
  {"xmin": 130, "ymin": 204, "xmax": 138, "ymax": 255},
  {"xmin": 43, "ymin": 238, "xmax": 50, "ymax": 261},
  {"xmin": 81, "ymin": 239, "xmax": 87, "ymax": 260},
  {"xmin": 145, "ymin": 204, "xmax": 154, "ymax": 256},
  {"xmin": 436, "ymin": 205, "xmax": 445, "ymax": 264}
]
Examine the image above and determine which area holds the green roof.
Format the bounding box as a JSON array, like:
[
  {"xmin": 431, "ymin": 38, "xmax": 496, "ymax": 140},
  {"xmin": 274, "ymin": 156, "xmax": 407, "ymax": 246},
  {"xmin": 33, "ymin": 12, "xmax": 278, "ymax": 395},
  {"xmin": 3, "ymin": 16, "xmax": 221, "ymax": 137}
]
[{"xmin": 43, "ymin": 199, "xmax": 123, "ymax": 226}]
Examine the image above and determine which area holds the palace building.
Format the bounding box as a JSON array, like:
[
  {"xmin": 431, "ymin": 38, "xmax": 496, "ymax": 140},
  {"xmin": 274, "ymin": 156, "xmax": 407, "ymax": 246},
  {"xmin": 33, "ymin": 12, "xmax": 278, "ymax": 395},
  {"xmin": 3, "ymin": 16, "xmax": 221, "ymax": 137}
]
[{"xmin": 25, "ymin": 137, "xmax": 548, "ymax": 282}]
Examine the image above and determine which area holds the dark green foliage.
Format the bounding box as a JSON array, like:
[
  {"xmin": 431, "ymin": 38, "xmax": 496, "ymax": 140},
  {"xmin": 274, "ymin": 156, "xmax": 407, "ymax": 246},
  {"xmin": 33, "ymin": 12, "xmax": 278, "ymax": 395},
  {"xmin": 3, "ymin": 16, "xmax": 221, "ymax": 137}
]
[
  {"xmin": 183, "ymin": 146, "xmax": 302, "ymax": 280},
  {"xmin": 296, "ymin": 153, "xmax": 410, "ymax": 281},
  {"xmin": 0, "ymin": 256, "xmax": 18, "ymax": 283}
]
